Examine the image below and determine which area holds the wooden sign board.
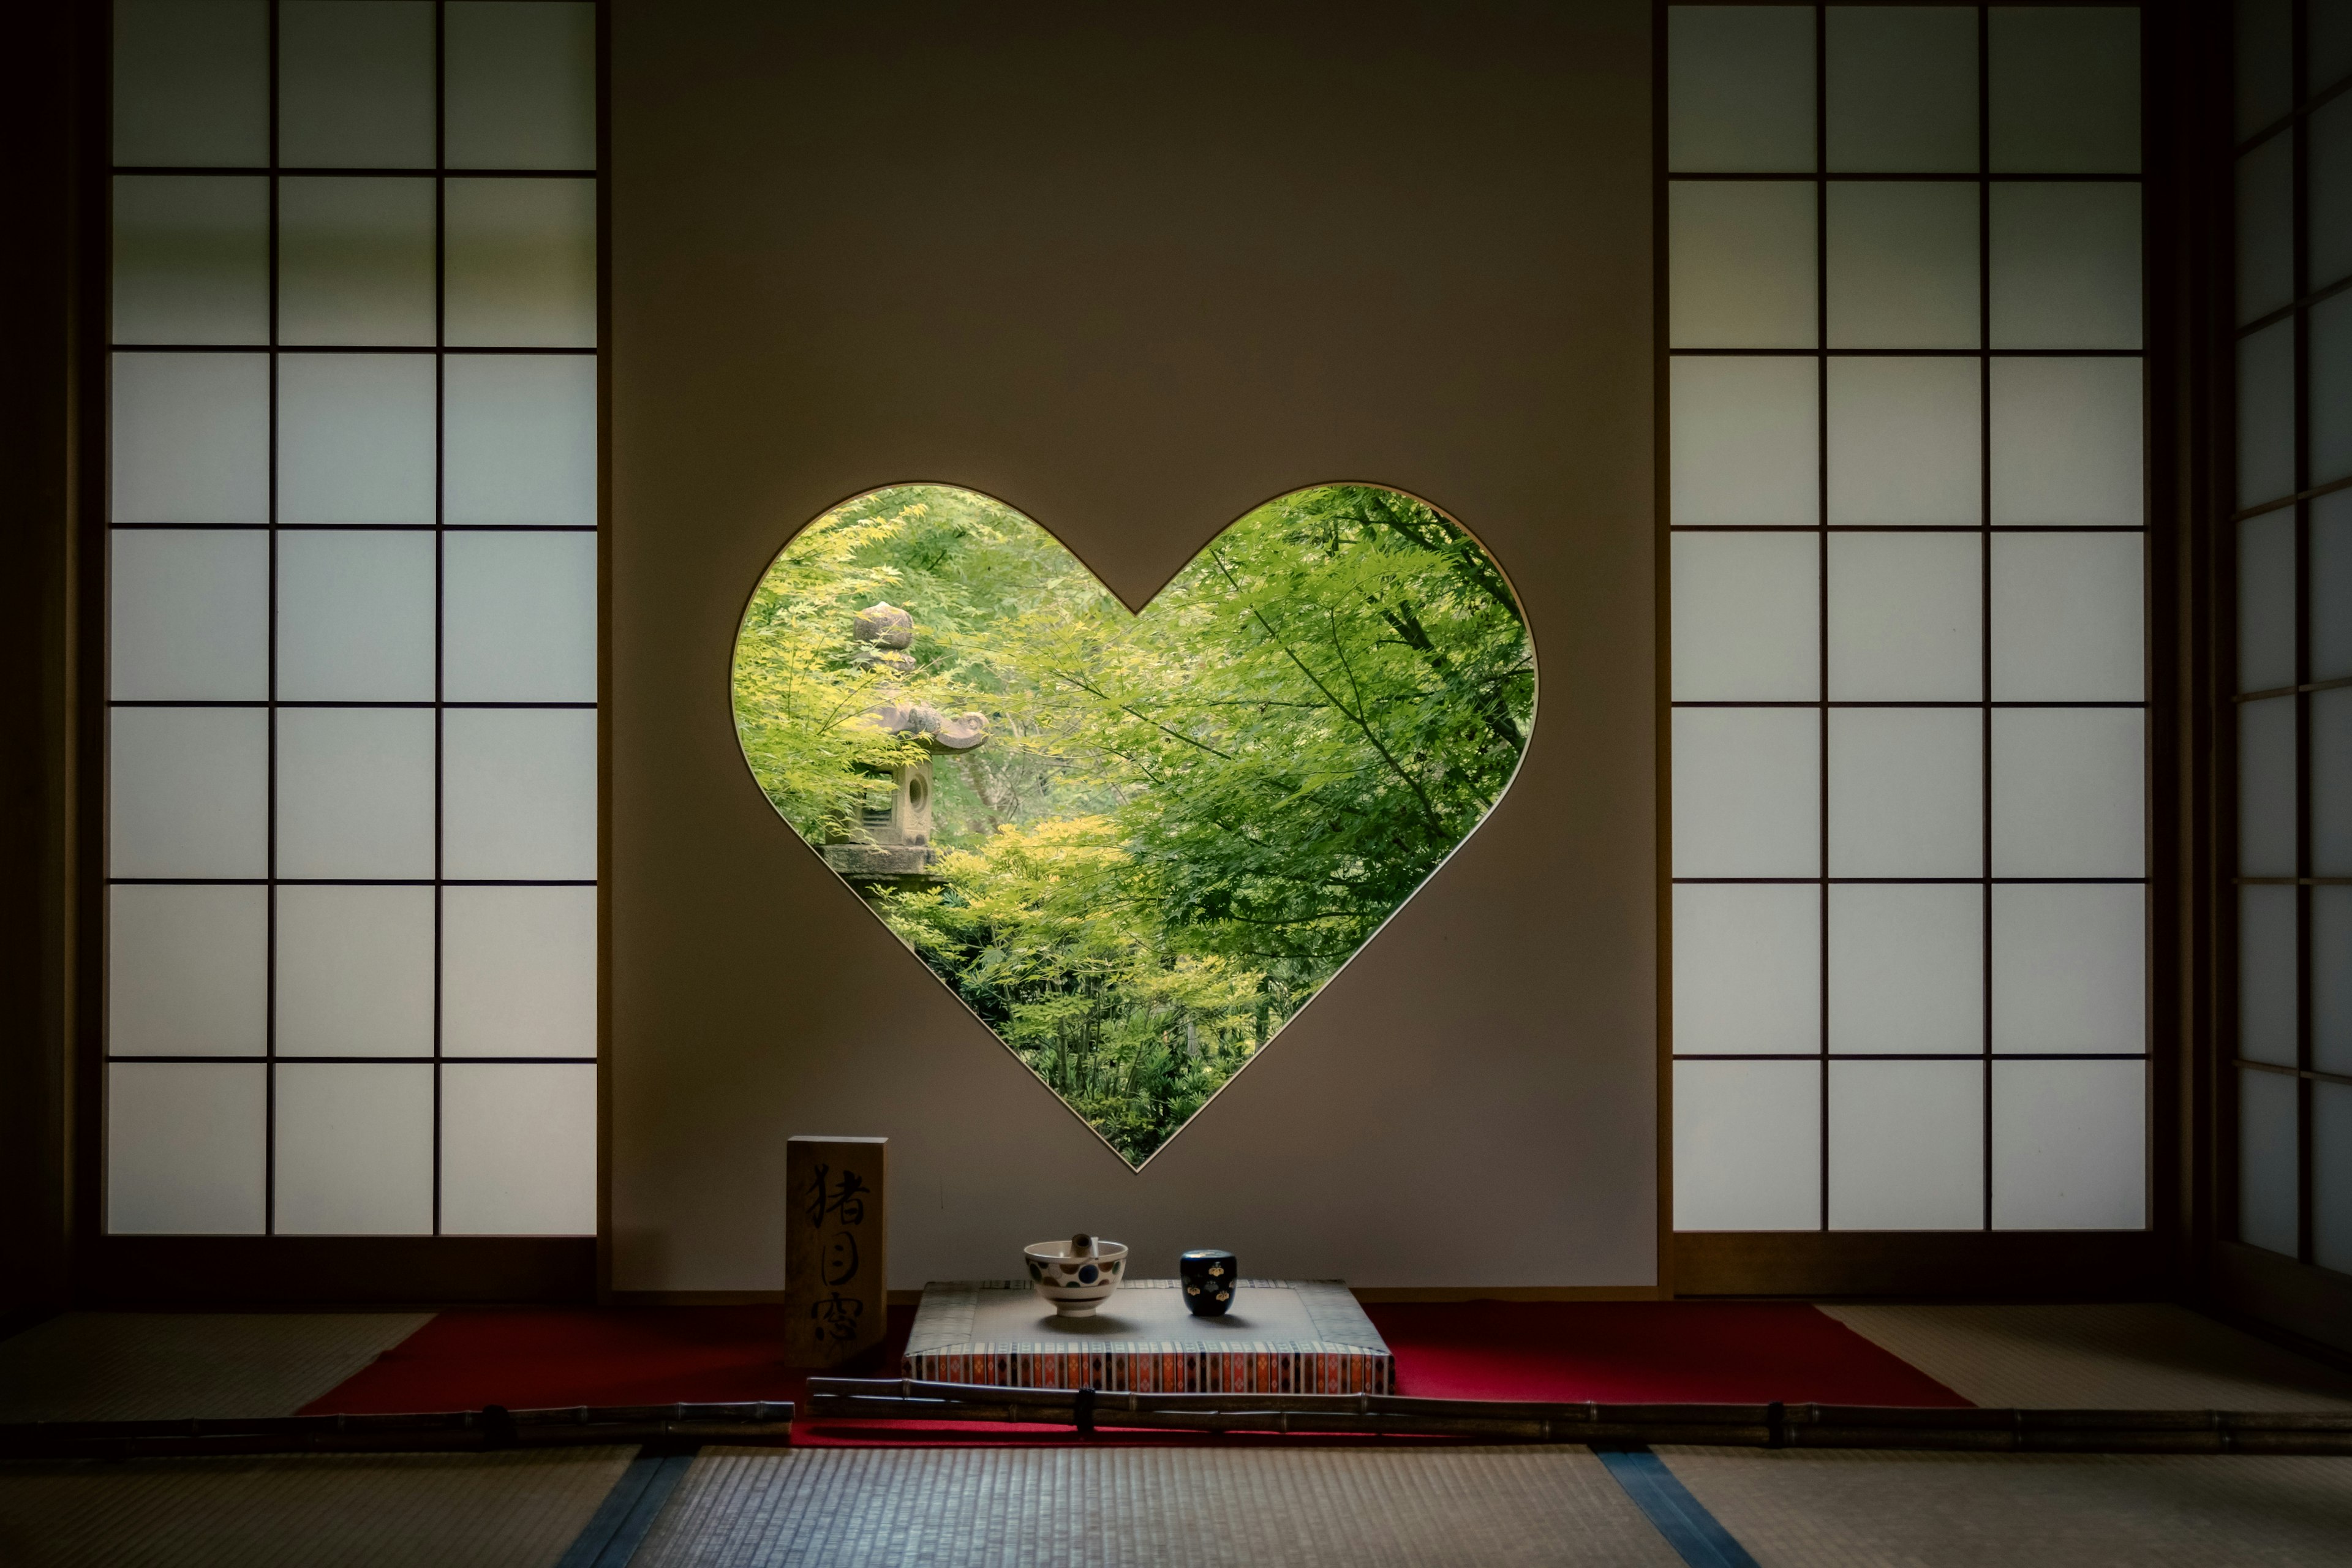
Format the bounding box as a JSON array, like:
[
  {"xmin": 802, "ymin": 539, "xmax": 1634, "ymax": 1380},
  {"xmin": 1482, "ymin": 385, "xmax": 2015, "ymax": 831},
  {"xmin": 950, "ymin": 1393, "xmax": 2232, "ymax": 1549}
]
[{"xmin": 784, "ymin": 1136, "xmax": 888, "ymax": 1366}]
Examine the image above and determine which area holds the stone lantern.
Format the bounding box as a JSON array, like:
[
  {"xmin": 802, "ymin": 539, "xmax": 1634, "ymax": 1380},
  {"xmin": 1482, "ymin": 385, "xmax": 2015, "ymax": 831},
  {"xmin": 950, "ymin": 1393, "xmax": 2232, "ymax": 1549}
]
[{"xmin": 820, "ymin": 603, "xmax": 988, "ymax": 886}]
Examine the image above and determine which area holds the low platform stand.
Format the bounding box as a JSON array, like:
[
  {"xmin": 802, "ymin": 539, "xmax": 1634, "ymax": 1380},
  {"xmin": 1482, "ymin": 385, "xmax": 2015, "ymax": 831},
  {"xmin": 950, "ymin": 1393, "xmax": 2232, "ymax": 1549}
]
[{"xmin": 902, "ymin": 1279, "xmax": 1395, "ymax": 1394}]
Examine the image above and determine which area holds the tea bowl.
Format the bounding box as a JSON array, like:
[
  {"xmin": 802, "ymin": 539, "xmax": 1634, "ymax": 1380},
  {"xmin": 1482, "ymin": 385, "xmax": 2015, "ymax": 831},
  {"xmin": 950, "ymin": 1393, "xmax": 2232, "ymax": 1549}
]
[{"xmin": 1023, "ymin": 1233, "xmax": 1129, "ymax": 1317}]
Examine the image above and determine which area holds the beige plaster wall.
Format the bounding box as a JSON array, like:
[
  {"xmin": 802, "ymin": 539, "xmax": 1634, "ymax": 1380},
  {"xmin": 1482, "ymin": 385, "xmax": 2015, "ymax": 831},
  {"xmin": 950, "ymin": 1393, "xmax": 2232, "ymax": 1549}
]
[{"xmin": 607, "ymin": 1, "xmax": 1658, "ymax": 1292}]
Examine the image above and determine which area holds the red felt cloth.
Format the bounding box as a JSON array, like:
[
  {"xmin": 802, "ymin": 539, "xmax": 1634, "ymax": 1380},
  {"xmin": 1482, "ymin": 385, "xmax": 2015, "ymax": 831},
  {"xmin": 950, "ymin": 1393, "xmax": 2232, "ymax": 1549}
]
[
  {"xmin": 302, "ymin": 1299, "xmax": 1965, "ymax": 1445},
  {"xmin": 1365, "ymin": 1300, "xmax": 1967, "ymax": 1407}
]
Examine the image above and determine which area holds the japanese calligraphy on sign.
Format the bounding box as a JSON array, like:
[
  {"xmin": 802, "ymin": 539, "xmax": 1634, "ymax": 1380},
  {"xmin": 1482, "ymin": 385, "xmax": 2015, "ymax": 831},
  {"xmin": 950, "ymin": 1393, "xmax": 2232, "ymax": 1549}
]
[
  {"xmin": 784, "ymin": 1136, "xmax": 887, "ymax": 1366},
  {"xmin": 805, "ymin": 1165, "xmax": 870, "ymax": 1229}
]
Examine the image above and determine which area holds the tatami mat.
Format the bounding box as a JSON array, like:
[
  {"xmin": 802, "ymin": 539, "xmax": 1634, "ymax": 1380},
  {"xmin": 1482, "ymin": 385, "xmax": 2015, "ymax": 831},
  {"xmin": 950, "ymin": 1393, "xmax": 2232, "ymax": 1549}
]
[
  {"xmin": 1660, "ymin": 1446, "xmax": 2352, "ymax": 1568},
  {"xmin": 632, "ymin": 1446, "xmax": 1686, "ymax": 1568},
  {"xmin": 0, "ymin": 1313, "xmax": 433, "ymax": 1422},
  {"xmin": 0, "ymin": 1447, "xmax": 633, "ymax": 1568},
  {"xmin": 1819, "ymin": 1303, "xmax": 2352, "ymax": 1411}
]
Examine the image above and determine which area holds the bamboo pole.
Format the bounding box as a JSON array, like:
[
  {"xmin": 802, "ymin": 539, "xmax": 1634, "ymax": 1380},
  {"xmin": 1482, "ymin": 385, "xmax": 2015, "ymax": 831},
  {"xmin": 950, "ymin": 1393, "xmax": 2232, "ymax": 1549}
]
[
  {"xmin": 12, "ymin": 1385, "xmax": 2350, "ymax": 1460},
  {"xmin": 0, "ymin": 1401, "xmax": 797, "ymax": 1463},
  {"xmin": 802, "ymin": 1379, "xmax": 2352, "ymax": 1455}
]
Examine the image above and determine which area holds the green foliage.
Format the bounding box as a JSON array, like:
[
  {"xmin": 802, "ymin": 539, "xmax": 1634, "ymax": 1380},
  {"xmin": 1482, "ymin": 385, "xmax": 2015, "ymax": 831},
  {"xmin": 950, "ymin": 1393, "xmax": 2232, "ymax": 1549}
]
[{"xmin": 732, "ymin": 483, "xmax": 1534, "ymax": 1164}]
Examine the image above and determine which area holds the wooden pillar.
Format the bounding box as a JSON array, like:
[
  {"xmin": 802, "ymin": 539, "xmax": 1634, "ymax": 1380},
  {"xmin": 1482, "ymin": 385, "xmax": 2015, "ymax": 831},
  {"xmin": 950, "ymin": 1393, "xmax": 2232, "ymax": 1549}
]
[{"xmin": 784, "ymin": 1136, "xmax": 888, "ymax": 1365}]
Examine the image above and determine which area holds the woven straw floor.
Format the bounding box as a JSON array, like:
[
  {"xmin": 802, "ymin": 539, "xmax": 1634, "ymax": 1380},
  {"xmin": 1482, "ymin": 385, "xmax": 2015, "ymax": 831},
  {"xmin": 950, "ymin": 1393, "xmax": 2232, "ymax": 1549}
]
[
  {"xmin": 0, "ymin": 1447, "xmax": 634, "ymax": 1568},
  {"xmin": 1821, "ymin": 1303, "xmax": 2352, "ymax": 1411},
  {"xmin": 631, "ymin": 1446, "xmax": 1686, "ymax": 1568},
  {"xmin": 0, "ymin": 1313, "xmax": 432, "ymax": 1422},
  {"xmin": 1663, "ymin": 1446, "xmax": 2352, "ymax": 1567}
]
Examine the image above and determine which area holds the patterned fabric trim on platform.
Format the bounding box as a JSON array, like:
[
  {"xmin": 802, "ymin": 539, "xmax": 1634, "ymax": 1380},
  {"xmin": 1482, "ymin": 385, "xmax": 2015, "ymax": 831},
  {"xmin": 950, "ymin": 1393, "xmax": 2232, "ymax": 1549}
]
[{"xmin": 903, "ymin": 1280, "xmax": 1395, "ymax": 1394}]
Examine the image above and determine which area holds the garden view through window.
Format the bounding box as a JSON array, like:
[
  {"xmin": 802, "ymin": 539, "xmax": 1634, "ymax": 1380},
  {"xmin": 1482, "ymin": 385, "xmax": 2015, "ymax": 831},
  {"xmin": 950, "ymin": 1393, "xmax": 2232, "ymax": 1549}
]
[{"xmin": 733, "ymin": 484, "xmax": 1536, "ymax": 1165}]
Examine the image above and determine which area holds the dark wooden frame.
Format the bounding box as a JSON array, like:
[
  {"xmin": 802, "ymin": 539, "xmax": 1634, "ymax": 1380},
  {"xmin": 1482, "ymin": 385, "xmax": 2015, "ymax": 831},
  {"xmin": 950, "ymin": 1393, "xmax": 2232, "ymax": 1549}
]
[
  {"xmin": 1678, "ymin": 1229, "xmax": 2168, "ymax": 1298},
  {"xmin": 0, "ymin": 0, "xmax": 96, "ymax": 1338},
  {"xmin": 1650, "ymin": 0, "xmax": 1678, "ymax": 1300},
  {"xmin": 2168, "ymin": 0, "xmax": 2236, "ymax": 1319},
  {"xmin": 2193, "ymin": 0, "xmax": 2352, "ymax": 1360}
]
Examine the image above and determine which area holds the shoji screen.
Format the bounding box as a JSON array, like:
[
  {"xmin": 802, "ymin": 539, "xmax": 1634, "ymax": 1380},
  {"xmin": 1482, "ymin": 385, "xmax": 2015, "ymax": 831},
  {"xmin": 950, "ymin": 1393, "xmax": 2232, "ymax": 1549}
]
[
  {"xmin": 2234, "ymin": 0, "xmax": 2352, "ymax": 1273},
  {"xmin": 106, "ymin": 0, "xmax": 598, "ymax": 1237},
  {"xmin": 1668, "ymin": 6, "xmax": 2149, "ymax": 1232}
]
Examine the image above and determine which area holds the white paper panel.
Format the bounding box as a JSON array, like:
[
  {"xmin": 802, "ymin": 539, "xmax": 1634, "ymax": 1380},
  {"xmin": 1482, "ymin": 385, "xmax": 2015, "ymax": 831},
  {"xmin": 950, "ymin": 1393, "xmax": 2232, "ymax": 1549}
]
[
  {"xmin": 2237, "ymin": 319, "xmax": 2296, "ymax": 510},
  {"xmin": 107, "ymin": 1063, "xmax": 266, "ymax": 1234},
  {"xmin": 2314, "ymin": 96, "xmax": 2352, "ymax": 295},
  {"xmin": 443, "ymin": 179, "xmax": 598, "ymax": 348},
  {"xmin": 1828, "ymin": 1059, "xmax": 1983, "ymax": 1229},
  {"xmin": 276, "ymin": 354, "xmax": 437, "ymax": 525},
  {"xmin": 112, "ymin": 176, "xmax": 268, "ymax": 345},
  {"xmin": 1991, "ymin": 183, "xmax": 2143, "ymax": 349},
  {"xmin": 2314, "ymin": 687, "xmax": 2352, "ymax": 876},
  {"xmin": 442, "ymin": 531, "xmax": 598, "ymax": 703},
  {"xmin": 1828, "ymin": 883, "xmax": 1982, "ymax": 1055},
  {"xmin": 273, "ymin": 1063, "xmax": 434, "ymax": 1235},
  {"xmin": 2315, "ymin": 493, "xmax": 2352, "ymax": 682},
  {"xmin": 108, "ymin": 884, "xmax": 266, "ymax": 1058},
  {"xmin": 1667, "ymin": 6, "xmax": 1816, "ymax": 173},
  {"xmin": 1826, "ymin": 183, "xmax": 1979, "ymax": 349},
  {"xmin": 276, "ymin": 178, "xmax": 437, "ymax": 346},
  {"xmin": 2318, "ymin": 887, "xmax": 2352, "ymax": 1079},
  {"xmin": 1990, "ymin": 707, "xmax": 2145, "ymax": 878},
  {"xmin": 114, "ymin": 0, "xmax": 268, "ymax": 168},
  {"xmin": 278, "ymin": 0, "xmax": 437, "ymax": 168},
  {"xmin": 1672, "ymin": 883, "xmax": 1820, "ymax": 1055},
  {"xmin": 440, "ymin": 1065, "xmax": 597, "ymax": 1234},
  {"xmin": 1672, "ymin": 1060, "xmax": 1821, "ymax": 1231},
  {"xmin": 110, "ymin": 707, "xmax": 268, "ymax": 880},
  {"xmin": 1670, "ymin": 532, "xmax": 1818, "ymax": 701},
  {"xmin": 2235, "ymin": 0, "xmax": 2291, "ymax": 139},
  {"xmin": 2236, "ymin": 695, "xmax": 2298, "ymax": 878},
  {"xmin": 110, "ymin": 528, "xmax": 269, "ymax": 701},
  {"xmin": 445, "ymin": 1, "xmax": 598, "ymax": 170},
  {"xmin": 1991, "ymin": 1060, "xmax": 2146, "ymax": 1230},
  {"xmin": 2236, "ymin": 138, "xmax": 2295, "ymax": 327},
  {"xmin": 442, "ymin": 709, "xmax": 598, "ymax": 880},
  {"xmin": 2313, "ymin": 293, "xmax": 2352, "ymax": 488},
  {"xmin": 1670, "ymin": 707, "xmax": 1821, "ymax": 878},
  {"xmin": 1827, "ymin": 357, "xmax": 1980, "ymax": 526},
  {"xmin": 1826, "ymin": 532, "xmax": 1980, "ymax": 701},
  {"xmin": 274, "ymin": 885, "xmax": 434, "ymax": 1058},
  {"xmin": 1670, "ymin": 183, "xmax": 1817, "ymax": 349},
  {"xmin": 1828, "ymin": 708, "xmax": 1982, "ymax": 878},
  {"xmin": 2238, "ymin": 1066, "xmax": 2299, "ymax": 1256},
  {"xmin": 2239, "ymin": 884, "xmax": 2299, "ymax": 1068},
  {"xmin": 1989, "ymin": 532, "xmax": 2144, "ymax": 702},
  {"xmin": 1989, "ymin": 358, "xmax": 2144, "ymax": 526},
  {"xmin": 2318, "ymin": 1083, "xmax": 2352, "ymax": 1275},
  {"xmin": 110, "ymin": 352, "xmax": 269, "ymax": 523},
  {"xmin": 1987, "ymin": 7, "xmax": 2141, "ymax": 175},
  {"xmin": 1668, "ymin": 357, "xmax": 1820, "ymax": 526},
  {"xmin": 2238, "ymin": 510, "xmax": 2297, "ymax": 694},
  {"xmin": 443, "ymin": 356, "xmax": 598, "ymax": 526},
  {"xmin": 1992, "ymin": 883, "xmax": 2146, "ymax": 1057},
  {"xmin": 274, "ymin": 530, "xmax": 437, "ymax": 702},
  {"xmin": 442, "ymin": 886, "xmax": 597, "ymax": 1058},
  {"xmin": 274, "ymin": 708, "xmax": 437, "ymax": 879},
  {"xmin": 1824, "ymin": 6, "xmax": 1977, "ymax": 173}
]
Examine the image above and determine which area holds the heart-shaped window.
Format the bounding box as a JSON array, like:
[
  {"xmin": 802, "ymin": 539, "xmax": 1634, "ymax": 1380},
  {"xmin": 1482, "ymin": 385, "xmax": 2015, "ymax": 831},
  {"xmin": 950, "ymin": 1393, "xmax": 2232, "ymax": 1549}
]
[{"xmin": 733, "ymin": 484, "xmax": 1535, "ymax": 1166}]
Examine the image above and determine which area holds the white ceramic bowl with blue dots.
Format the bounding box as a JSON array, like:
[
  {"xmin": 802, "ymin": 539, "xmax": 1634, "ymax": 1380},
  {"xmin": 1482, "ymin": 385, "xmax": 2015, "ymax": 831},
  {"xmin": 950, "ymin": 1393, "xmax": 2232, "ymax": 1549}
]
[{"xmin": 1022, "ymin": 1234, "xmax": 1128, "ymax": 1317}]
